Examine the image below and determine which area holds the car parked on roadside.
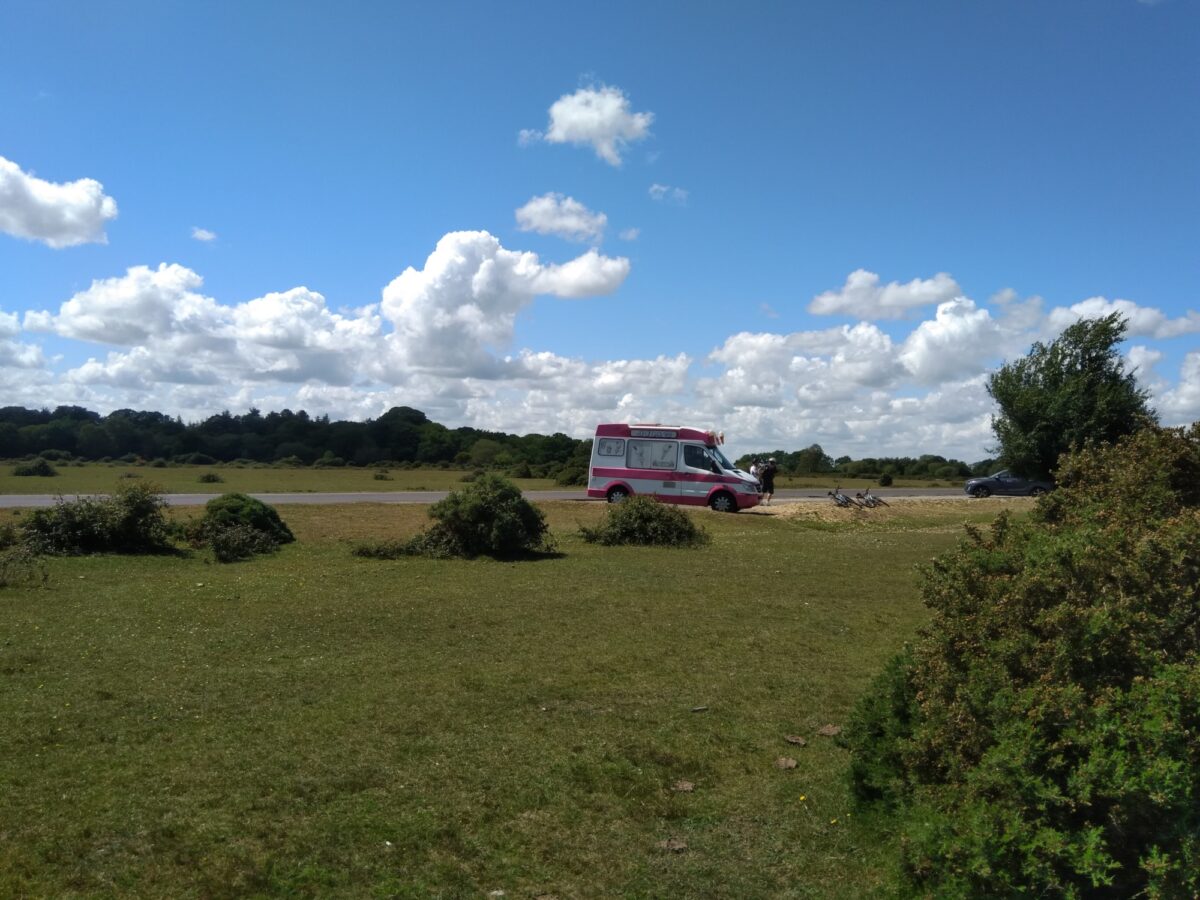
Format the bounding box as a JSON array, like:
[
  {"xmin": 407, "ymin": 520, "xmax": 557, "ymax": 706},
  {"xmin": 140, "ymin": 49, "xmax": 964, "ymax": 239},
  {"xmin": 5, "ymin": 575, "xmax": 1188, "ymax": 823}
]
[{"xmin": 963, "ymin": 469, "xmax": 1054, "ymax": 498}]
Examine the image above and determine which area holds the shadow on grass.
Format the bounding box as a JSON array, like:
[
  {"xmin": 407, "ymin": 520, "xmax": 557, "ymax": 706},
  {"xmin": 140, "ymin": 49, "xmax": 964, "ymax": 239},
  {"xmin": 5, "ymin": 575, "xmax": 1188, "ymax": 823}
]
[{"xmin": 351, "ymin": 540, "xmax": 565, "ymax": 563}]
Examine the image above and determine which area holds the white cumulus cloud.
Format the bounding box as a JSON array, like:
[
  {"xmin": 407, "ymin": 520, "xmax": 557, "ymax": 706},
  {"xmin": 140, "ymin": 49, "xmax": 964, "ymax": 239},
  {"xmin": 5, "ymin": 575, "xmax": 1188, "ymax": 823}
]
[
  {"xmin": 1046, "ymin": 296, "xmax": 1200, "ymax": 340},
  {"xmin": 378, "ymin": 231, "xmax": 630, "ymax": 377},
  {"xmin": 900, "ymin": 298, "xmax": 1000, "ymax": 384},
  {"xmin": 191, "ymin": 226, "xmax": 217, "ymax": 242},
  {"xmin": 515, "ymin": 193, "xmax": 607, "ymax": 242},
  {"xmin": 809, "ymin": 269, "xmax": 962, "ymax": 319},
  {"xmin": 528, "ymin": 84, "xmax": 654, "ymax": 166},
  {"xmin": 0, "ymin": 155, "xmax": 118, "ymax": 248}
]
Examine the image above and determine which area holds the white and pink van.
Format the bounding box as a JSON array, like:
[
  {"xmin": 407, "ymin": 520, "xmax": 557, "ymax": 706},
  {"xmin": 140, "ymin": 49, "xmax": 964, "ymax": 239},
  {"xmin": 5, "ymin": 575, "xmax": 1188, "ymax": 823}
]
[{"xmin": 587, "ymin": 423, "xmax": 762, "ymax": 512}]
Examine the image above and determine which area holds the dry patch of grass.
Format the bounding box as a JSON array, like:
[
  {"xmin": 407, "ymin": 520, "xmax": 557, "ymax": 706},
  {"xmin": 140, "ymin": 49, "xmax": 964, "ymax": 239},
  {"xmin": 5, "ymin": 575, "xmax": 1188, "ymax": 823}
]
[{"xmin": 752, "ymin": 496, "xmax": 1033, "ymax": 530}]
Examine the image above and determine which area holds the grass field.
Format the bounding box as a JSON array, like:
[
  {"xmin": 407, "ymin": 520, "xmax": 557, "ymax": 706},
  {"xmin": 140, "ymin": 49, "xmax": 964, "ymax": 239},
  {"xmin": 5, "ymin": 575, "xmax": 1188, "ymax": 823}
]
[
  {"xmin": 0, "ymin": 499, "xmax": 1017, "ymax": 897},
  {"xmin": 0, "ymin": 462, "xmax": 960, "ymax": 496},
  {"xmin": 0, "ymin": 464, "xmax": 559, "ymax": 495}
]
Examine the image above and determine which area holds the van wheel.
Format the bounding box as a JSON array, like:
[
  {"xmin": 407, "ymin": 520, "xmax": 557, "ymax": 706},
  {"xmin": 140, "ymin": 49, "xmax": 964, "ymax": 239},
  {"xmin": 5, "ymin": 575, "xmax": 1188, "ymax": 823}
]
[
  {"xmin": 607, "ymin": 487, "xmax": 630, "ymax": 503},
  {"xmin": 709, "ymin": 492, "xmax": 737, "ymax": 513}
]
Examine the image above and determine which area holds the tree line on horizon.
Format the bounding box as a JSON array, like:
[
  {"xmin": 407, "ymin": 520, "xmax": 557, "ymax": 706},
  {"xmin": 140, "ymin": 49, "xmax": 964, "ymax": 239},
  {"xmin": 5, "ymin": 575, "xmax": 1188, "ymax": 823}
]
[{"xmin": 0, "ymin": 403, "xmax": 995, "ymax": 481}]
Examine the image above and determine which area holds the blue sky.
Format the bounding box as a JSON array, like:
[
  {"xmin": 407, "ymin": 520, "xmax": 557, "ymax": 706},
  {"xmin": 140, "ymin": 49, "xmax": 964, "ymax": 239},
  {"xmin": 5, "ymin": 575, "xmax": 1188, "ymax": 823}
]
[{"xmin": 1, "ymin": 0, "xmax": 1196, "ymax": 460}]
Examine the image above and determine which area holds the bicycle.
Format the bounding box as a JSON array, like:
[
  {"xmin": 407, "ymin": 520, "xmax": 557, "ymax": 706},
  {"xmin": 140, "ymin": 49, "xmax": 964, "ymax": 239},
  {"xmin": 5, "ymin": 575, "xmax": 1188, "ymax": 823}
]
[
  {"xmin": 828, "ymin": 486, "xmax": 861, "ymax": 508},
  {"xmin": 856, "ymin": 487, "xmax": 890, "ymax": 508}
]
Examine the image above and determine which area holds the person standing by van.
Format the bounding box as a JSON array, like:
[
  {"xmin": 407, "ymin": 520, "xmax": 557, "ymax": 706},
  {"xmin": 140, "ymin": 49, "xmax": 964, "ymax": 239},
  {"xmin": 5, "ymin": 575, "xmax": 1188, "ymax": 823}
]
[
  {"xmin": 761, "ymin": 458, "xmax": 777, "ymax": 505},
  {"xmin": 750, "ymin": 459, "xmax": 761, "ymax": 487}
]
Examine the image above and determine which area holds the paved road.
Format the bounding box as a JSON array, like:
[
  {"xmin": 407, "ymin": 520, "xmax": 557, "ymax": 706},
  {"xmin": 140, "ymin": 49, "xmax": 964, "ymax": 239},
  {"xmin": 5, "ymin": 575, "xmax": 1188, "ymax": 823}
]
[{"xmin": 0, "ymin": 487, "xmax": 967, "ymax": 508}]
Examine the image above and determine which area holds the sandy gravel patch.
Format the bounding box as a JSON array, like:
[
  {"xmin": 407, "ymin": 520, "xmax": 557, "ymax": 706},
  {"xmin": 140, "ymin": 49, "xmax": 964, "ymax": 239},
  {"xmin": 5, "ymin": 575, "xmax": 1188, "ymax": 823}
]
[{"xmin": 746, "ymin": 496, "xmax": 1034, "ymax": 525}]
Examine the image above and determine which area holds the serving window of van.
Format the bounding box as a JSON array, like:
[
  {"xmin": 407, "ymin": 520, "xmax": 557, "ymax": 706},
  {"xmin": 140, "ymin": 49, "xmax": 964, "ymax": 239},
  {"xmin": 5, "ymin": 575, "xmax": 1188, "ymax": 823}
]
[
  {"xmin": 596, "ymin": 438, "xmax": 625, "ymax": 457},
  {"xmin": 627, "ymin": 439, "xmax": 678, "ymax": 470}
]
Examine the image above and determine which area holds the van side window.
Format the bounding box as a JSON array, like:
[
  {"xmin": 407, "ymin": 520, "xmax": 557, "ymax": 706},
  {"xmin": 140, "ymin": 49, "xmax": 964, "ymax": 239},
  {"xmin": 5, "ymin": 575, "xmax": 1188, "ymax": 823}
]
[
  {"xmin": 596, "ymin": 438, "xmax": 625, "ymax": 456},
  {"xmin": 627, "ymin": 440, "xmax": 678, "ymax": 470},
  {"xmin": 683, "ymin": 444, "xmax": 709, "ymax": 469}
]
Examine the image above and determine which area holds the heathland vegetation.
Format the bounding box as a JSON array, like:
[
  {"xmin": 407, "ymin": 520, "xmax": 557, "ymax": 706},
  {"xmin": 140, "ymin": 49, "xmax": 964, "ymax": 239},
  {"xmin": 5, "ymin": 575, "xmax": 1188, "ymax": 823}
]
[{"xmin": 0, "ymin": 492, "xmax": 1008, "ymax": 896}]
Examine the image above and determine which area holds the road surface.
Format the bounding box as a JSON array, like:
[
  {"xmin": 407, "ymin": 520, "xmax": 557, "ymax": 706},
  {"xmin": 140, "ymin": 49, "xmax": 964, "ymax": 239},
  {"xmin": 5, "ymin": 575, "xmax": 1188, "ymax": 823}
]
[{"xmin": 0, "ymin": 488, "xmax": 967, "ymax": 508}]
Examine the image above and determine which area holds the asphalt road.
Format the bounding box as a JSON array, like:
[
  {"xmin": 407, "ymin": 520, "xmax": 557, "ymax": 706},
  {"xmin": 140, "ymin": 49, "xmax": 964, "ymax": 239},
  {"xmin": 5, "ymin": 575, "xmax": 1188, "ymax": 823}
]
[{"xmin": 0, "ymin": 487, "xmax": 967, "ymax": 508}]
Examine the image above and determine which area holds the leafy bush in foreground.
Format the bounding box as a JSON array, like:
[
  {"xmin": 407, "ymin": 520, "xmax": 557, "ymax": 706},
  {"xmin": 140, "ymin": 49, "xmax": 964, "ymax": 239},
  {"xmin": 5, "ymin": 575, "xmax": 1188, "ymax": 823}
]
[
  {"xmin": 844, "ymin": 425, "xmax": 1200, "ymax": 897},
  {"xmin": 188, "ymin": 493, "xmax": 294, "ymax": 562},
  {"xmin": 0, "ymin": 544, "xmax": 49, "ymax": 588},
  {"xmin": 357, "ymin": 473, "xmax": 552, "ymax": 559},
  {"xmin": 579, "ymin": 495, "xmax": 709, "ymax": 547},
  {"xmin": 22, "ymin": 482, "xmax": 173, "ymax": 555},
  {"xmin": 207, "ymin": 523, "xmax": 281, "ymax": 563},
  {"xmin": 198, "ymin": 493, "xmax": 294, "ymax": 545},
  {"xmin": 13, "ymin": 459, "xmax": 57, "ymax": 477}
]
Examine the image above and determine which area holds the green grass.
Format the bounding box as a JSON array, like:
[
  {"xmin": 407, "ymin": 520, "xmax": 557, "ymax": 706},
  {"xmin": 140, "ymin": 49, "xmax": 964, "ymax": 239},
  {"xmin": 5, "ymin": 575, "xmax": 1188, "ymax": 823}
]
[
  {"xmin": 0, "ymin": 501, "xmax": 1006, "ymax": 897},
  {"xmin": 0, "ymin": 461, "xmax": 961, "ymax": 495},
  {"xmin": 0, "ymin": 463, "xmax": 558, "ymax": 495}
]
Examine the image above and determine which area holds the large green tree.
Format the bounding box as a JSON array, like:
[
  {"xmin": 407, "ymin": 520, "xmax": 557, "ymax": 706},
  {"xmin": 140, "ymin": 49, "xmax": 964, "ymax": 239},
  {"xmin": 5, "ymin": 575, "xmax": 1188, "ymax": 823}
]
[{"xmin": 987, "ymin": 313, "xmax": 1155, "ymax": 477}]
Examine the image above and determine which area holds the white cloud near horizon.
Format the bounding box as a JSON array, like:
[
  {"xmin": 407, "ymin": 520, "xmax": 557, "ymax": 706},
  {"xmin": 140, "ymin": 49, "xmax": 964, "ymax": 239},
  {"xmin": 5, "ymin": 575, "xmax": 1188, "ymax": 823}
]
[
  {"xmin": 11, "ymin": 256, "xmax": 1199, "ymax": 461},
  {"xmin": 0, "ymin": 155, "xmax": 118, "ymax": 248},
  {"xmin": 378, "ymin": 230, "xmax": 630, "ymax": 378},
  {"xmin": 523, "ymin": 84, "xmax": 653, "ymax": 166},
  {"xmin": 515, "ymin": 193, "xmax": 607, "ymax": 242},
  {"xmin": 1046, "ymin": 296, "xmax": 1200, "ymax": 340},
  {"xmin": 809, "ymin": 269, "xmax": 962, "ymax": 319}
]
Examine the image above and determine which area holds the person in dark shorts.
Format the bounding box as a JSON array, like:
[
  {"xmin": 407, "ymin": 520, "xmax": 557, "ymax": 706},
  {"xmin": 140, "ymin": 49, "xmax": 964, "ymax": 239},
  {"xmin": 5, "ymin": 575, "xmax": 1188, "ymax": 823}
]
[{"xmin": 761, "ymin": 457, "xmax": 777, "ymax": 505}]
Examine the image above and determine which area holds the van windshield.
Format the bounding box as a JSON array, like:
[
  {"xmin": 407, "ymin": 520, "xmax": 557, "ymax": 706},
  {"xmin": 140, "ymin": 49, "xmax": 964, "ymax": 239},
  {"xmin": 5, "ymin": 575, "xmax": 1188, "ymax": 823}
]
[{"xmin": 708, "ymin": 446, "xmax": 737, "ymax": 472}]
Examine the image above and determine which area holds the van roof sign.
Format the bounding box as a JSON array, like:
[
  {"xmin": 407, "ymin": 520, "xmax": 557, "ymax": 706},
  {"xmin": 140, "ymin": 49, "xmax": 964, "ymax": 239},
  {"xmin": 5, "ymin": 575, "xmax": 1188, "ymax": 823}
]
[{"xmin": 630, "ymin": 428, "xmax": 677, "ymax": 438}]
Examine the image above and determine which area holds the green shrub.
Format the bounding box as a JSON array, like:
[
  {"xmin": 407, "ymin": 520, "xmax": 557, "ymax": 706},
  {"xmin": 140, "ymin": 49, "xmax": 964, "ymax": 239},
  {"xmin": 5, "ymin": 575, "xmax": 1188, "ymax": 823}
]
[
  {"xmin": 38, "ymin": 449, "xmax": 72, "ymax": 462},
  {"xmin": 364, "ymin": 473, "xmax": 552, "ymax": 560},
  {"xmin": 507, "ymin": 461, "xmax": 533, "ymax": 479},
  {"xmin": 845, "ymin": 425, "xmax": 1200, "ymax": 897},
  {"xmin": 372, "ymin": 471, "xmax": 392, "ymax": 481},
  {"xmin": 198, "ymin": 493, "xmax": 294, "ymax": 545},
  {"xmin": 554, "ymin": 463, "xmax": 588, "ymax": 486},
  {"xmin": 13, "ymin": 459, "xmax": 57, "ymax": 477},
  {"xmin": 149, "ymin": 458, "xmax": 168, "ymax": 468},
  {"xmin": 878, "ymin": 472, "xmax": 893, "ymax": 487},
  {"xmin": 579, "ymin": 495, "xmax": 709, "ymax": 547},
  {"xmin": 0, "ymin": 544, "xmax": 48, "ymax": 588},
  {"xmin": 197, "ymin": 472, "xmax": 224, "ymax": 484},
  {"xmin": 21, "ymin": 481, "xmax": 173, "ymax": 555},
  {"xmin": 208, "ymin": 523, "xmax": 281, "ymax": 563}
]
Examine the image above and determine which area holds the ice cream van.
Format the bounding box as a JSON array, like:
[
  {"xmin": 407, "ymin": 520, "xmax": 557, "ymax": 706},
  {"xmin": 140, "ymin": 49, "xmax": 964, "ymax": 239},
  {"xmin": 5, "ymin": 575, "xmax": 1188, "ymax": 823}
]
[{"xmin": 587, "ymin": 423, "xmax": 762, "ymax": 512}]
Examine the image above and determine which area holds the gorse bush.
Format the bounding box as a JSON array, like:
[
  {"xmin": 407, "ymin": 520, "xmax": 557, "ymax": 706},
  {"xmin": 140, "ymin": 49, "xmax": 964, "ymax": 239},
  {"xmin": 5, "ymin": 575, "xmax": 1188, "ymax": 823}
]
[
  {"xmin": 188, "ymin": 493, "xmax": 294, "ymax": 562},
  {"xmin": 207, "ymin": 523, "xmax": 281, "ymax": 563},
  {"xmin": 579, "ymin": 495, "xmax": 709, "ymax": 547},
  {"xmin": 198, "ymin": 493, "xmax": 294, "ymax": 545},
  {"xmin": 13, "ymin": 459, "xmax": 57, "ymax": 477},
  {"xmin": 21, "ymin": 481, "xmax": 173, "ymax": 555},
  {"xmin": 359, "ymin": 473, "xmax": 552, "ymax": 559},
  {"xmin": 845, "ymin": 425, "xmax": 1200, "ymax": 897},
  {"xmin": 197, "ymin": 472, "xmax": 224, "ymax": 484}
]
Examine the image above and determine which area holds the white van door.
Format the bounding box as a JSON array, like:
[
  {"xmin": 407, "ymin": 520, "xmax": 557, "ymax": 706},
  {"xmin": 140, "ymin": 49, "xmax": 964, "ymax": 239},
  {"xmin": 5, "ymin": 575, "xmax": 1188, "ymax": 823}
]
[
  {"xmin": 625, "ymin": 438, "xmax": 682, "ymax": 499},
  {"xmin": 679, "ymin": 442, "xmax": 720, "ymax": 504}
]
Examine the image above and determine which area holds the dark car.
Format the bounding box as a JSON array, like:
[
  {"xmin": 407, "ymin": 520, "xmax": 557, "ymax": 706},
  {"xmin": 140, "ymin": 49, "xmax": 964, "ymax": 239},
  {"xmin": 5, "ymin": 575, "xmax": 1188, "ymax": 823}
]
[{"xmin": 963, "ymin": 469, "xmax": 1054, "ymax": 498}]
